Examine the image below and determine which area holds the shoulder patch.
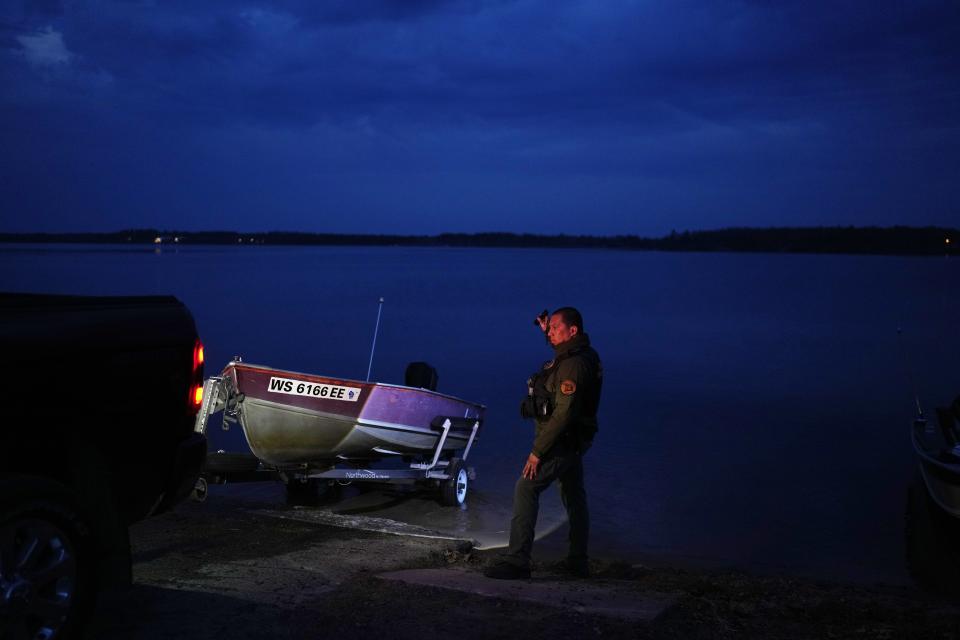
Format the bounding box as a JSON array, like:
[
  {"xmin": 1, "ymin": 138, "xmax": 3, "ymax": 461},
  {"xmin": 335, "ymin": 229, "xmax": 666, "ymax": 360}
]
[
  {"xmin": 543, "ymin": 359, "xmax": 555, "ymax": 370},
  {"xmin": 560, "ymin": 379, "xmax": 577, "ymax": 395}
]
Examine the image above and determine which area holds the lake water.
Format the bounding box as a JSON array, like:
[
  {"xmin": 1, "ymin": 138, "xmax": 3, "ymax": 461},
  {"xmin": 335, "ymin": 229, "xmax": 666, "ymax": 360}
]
[{"xmin": 2, "ymin": 243, "xmax": 957, "ymax": 585}]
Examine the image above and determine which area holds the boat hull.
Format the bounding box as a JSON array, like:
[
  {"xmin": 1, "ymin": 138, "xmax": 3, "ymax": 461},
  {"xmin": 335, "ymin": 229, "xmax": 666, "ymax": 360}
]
[
  {"xmin": 912, "ymin": 419, "xmax": 960, "ymax": 518},
  {"xmin": 224, "ymin": 362, "xmax": 484, "ymax": 465}
]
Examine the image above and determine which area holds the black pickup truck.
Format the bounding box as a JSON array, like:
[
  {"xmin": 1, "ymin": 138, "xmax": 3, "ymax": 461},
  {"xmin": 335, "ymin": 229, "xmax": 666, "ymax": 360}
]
[{"xmin": 0, "ymin": 293, "xmax": 207, "ymax": 638}]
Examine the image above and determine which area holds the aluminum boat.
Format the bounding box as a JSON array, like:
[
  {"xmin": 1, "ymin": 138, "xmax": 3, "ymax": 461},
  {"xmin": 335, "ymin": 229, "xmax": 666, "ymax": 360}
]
[
  {"xmin": 905, "ymin": 397, "xmax": 960, "ymax": 591},
  {"xmin": 911, "ymin": 400, "xmax": 960, "ymax": 519},
  {"xmin": 202, "ymin": 360, "xmax": 485, "ymax": 466}
]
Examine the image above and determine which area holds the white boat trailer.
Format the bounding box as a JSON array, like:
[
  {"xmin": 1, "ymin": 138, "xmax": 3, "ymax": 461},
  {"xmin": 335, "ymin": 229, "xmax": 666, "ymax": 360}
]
[{"xmin": 193, "ymin": 376, "xmax": 481, "ymax": 506}]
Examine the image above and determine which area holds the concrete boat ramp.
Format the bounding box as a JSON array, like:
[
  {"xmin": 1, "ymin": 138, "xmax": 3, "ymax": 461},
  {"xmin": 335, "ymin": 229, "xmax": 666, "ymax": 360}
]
[
  {"xmin": 256, "ymin": 508, "xmax": 677, "ymax": 621},
  {"xmin": 251, "ymin": 503, "xmax": 676, "ymax": 622},
  {"xmin": 217, "ymin": 484, "xmax": 677, "ymax": 622}
]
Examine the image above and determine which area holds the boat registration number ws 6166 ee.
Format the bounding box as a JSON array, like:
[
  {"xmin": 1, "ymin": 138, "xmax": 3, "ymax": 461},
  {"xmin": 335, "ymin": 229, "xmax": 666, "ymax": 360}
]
[{"xmin": 267, "ymin": 376, "xmax": 362, "ymax": 402}]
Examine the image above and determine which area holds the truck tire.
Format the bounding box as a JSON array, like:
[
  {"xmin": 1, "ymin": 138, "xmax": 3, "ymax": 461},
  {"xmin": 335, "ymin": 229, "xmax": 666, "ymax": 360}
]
[{"xmin": 0, "ymin": 477, "xmax": 95, "ymax": 640}]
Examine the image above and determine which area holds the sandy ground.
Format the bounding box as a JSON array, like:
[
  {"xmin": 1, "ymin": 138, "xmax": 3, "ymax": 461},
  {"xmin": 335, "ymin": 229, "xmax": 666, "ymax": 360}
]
[{"xmin": 83, "ymin": 485, "xmax": 960, "ymax": 640}]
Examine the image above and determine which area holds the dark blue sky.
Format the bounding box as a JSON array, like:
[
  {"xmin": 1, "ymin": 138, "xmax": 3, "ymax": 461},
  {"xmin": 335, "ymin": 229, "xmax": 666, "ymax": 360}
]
[{"xmin": 1, "ymin": 1, "xmax": 957, "ymax": 235}]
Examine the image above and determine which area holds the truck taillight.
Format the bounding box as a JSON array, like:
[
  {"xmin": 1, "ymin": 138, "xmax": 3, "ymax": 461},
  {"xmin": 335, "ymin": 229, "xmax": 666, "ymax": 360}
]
[{"xmin": 188, "ymin": 338, "xmax": 205, "ymax": 415}]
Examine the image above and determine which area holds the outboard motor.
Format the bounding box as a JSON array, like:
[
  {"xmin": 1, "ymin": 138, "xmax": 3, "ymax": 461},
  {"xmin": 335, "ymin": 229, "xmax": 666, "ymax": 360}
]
[{"xmin": 405, "ymin": 361, "xmax": 438, "ymax": 391}]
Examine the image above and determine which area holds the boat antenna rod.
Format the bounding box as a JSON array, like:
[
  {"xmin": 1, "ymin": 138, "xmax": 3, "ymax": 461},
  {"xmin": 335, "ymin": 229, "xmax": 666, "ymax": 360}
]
[
  {"xmin": 366, "ymin": 297, "xmax": 384, "ymax": 382},
  {"xmin": 896, "ymin": 327, "xmax": 923, "ymax": 418}
]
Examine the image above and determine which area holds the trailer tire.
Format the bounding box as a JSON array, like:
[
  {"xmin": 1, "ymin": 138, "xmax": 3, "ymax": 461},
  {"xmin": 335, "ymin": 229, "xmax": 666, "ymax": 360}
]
[
  {"xmin": 285, "ymin": 477, "xmax": 318, "ymax": 506},
  {"xmin": 204, "ymin": 452, "xmax": 260, "ymax": 474},
  {"xmin": 191, "ymin": 477, "xmax": 208, "ymax": 503},
  {"xmin": 285, "ymin": 478, "xmax": 339, "ymax": 506},
  {"xmin": 440, "ymin": 458, "xmax": 468, "ymax": 507}
]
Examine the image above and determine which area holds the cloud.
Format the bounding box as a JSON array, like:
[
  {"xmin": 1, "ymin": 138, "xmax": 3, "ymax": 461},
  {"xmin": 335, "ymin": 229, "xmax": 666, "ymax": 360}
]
[
  {"xmin": 8, "ymin": 0, "xmax": 952, "ymax": 136},
  {"xmin": 16, "ymin": 25, "xmax": 73, "ymax": 67},
  {"xmin": 0, "ymin": 0, "xmax": 957, "ymax": 234}
]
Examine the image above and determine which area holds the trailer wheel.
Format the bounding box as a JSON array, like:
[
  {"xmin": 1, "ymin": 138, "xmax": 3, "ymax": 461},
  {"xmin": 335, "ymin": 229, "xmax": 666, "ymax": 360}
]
[
  {"xmin": 0, "ymin": 479, "xmax": 95, "ymax": 640},
  {"xmin": 285, "ymin": 478, "xmax": 340, "ymax": 506},
  {"xmin": 204, "ymin": 452, "xmax": 260, "ymax": 474},
  {"xmin": 285, "ymin": 478, "xmax": 319, "ymax": 506},
  {"xmin": 440, "ymin": 458, "xmax": 468, "ymax": 507},
  {"xmin": 191, "ymin": 477, "xmax": 208, "ymax": 503}
]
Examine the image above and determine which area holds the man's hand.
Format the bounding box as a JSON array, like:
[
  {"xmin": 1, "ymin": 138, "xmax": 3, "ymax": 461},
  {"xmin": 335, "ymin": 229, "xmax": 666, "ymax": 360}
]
[
  {"xmin": 534, "ymin": 309, "xmax": 549, "ymax": 332},
  {"xmin": 522, "ymin": 453, "xmax": 540, "ymax": 480}
]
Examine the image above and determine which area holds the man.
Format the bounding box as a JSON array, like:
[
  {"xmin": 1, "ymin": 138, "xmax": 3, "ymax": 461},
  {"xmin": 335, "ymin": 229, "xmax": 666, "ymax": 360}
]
[{"xmin": 485, "ymin": 307, "xmax": 603, "ymax": 580}]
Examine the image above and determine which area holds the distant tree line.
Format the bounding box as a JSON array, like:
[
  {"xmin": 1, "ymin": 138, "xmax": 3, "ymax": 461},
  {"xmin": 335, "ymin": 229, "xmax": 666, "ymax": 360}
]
[{"xmin": 0, "ymin": 226, "xmax": 956, "ymax": 256}]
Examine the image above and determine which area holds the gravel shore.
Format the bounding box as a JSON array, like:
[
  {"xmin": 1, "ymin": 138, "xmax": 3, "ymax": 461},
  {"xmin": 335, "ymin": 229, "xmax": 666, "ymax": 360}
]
[{"xmin": 84, "ymin": 492, "xmax": 959, "ymax": 639}]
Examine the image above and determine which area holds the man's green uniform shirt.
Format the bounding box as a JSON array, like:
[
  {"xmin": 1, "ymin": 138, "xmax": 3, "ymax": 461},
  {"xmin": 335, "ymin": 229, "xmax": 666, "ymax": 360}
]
[{"xmin": 531, "ymin": 332, "xmax": 602, "ymax": 458}]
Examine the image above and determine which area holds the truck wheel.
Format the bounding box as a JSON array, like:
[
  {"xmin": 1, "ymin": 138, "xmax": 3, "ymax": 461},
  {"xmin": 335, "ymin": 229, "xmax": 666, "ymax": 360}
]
[
  {"xmin": 0, "ymin": 484, "xmax": 94, "ymax": 640},
  {"xmin": 440, "ymin": 458, "xmax": 468, "ymax": 507}
]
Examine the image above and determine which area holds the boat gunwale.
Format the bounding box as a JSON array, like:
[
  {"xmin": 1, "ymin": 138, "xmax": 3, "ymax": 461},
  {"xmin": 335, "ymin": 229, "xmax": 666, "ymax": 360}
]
[
  {"xmin": 911, "ymin": 429, "xmax": 960, "ymax": 473},
  {"xmin": 225, "ymin": 360, "xmax": 487, "ymax": 410}
]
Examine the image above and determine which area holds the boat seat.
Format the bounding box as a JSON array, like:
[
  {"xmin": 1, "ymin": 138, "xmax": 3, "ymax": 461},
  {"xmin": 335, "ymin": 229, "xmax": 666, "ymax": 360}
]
[
  {"xmin": 935, "ymin": 406, "xmax": 959, "ymax": 447},
  {"xmin": 405, "ymin": 361, "xmax": 439, "ymax": 391},
  {"xmin": 430, "ymin": 416, "xmax": 480, "ymax": 435}
]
